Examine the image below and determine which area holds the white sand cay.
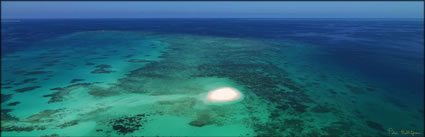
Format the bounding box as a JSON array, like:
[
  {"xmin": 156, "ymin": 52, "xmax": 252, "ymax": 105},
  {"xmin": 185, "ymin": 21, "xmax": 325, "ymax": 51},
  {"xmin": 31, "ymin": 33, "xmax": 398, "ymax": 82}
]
[{"xmin": 206, "ymin": 87, "xmax": 242, "ymax": 102}]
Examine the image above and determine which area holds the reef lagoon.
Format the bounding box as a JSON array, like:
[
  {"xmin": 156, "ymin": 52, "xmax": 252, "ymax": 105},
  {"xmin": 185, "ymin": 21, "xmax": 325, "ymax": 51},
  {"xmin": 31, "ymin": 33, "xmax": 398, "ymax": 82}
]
[{"xmin": 1, "ymin": 19, "xmax": 424, "ymax": 136}]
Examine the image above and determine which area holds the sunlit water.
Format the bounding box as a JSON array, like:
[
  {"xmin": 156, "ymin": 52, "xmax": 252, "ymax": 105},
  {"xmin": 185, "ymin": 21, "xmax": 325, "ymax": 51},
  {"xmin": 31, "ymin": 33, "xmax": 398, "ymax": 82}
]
[{"xmin": 1, "ymin": 19, "xmax": 423, "ymax": 136}]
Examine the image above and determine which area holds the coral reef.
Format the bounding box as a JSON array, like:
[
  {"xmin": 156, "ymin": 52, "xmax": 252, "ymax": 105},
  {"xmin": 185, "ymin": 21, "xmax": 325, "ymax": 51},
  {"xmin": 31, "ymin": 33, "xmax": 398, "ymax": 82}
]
[
  {"xmin": 42, "ymin": 60, "xmax": 60, "ymax": 66},
  {"xmin": 14, "ymin": 86, "xmax": 41, "ymax": 93},
  {"xmin": 2, "ymin": 33, "xmax": 420, "ymax": 136},
  {"xmin": 345, "ymin": 85, "xmax": 365, "ymax": 94},
  {"xmin": 1, "ymin": 109, "xmax": 19, "ymax": 121},
  {"xmin": 1, "ymin": 126, "xmax": 35, "ymax": 132},
  {"xmin": 42, "ymin": 83, "xmax": 91, "ymax": 103},
  {"xmin": 25, "ymin": 108, "xmax": 64, "ymax": 122},
  {"xmin": 108, "ymin": 114, "xmax": 147, "ymax": 134},
  {"xmin": 70, "ymin": 79, "xmax": 84, "ymax": 83},
  {"xmin": 123, "ymin": 54, "xmax": 134, "ymax": 58},
  {"xmin": 86, "ymin": 62, "xmax": 95, "ymax": 66},
  {"xmin": 127, "ymin": 59, "xmax": 154, "ymax": 63},
  {"xmin": 7, "ymin": 101, "xmax": 20, "ymax": 106},
  {"xmin": 321, "ymin": 121, "xmax": 354, "ymax": 137},
  {"xmin": 110, "ymin": 36, "xmax": 317, "ymax": 136},
  {"xmin": 57, "ymin": 120, "xmax": 79, "ymax": 128},
  {"xmin": 41, "ymin": 134, "xmax": 60, "ymax": 137},
  {"xmin": 385, "ymin": 96, "xmax": 407, "ymax": 109},
  {"xmin": 24, "ymin": 71, "xmax": 51, "ymax": 76},
  {"xmin": 311, "ymin": 104, "xmax": 333, "ymax": 113},
  {"xmin": 90, "ymin": 57, "xmax": 108, "ymax": 60},
  {"xmin": 2, "ymin": 86, "xmax": 13, "ymax": 89},
  {"xmin": 1, "ymin": 94, "xmax": 13, "ymax": 103},
  {"xmin": 88, "ymin": 86, "xmax": 120, "ymax": 97},
  {"xmin": 189, "ymin": 112, "xmax": 215, "ymax": 127},
  {"xmin": 365, "ymin": 120, "xmax": 385, "ymax": 132},
  {"xmin": 13, "ymin": 78, "xmax": 37, "ymax": 86},
  {"xmin": 1, "ymin": 80, "xmax": 14, "ymax": 86},
  {"xmin": 91, "ymin": 64, "xmax": 115, "ymax": 74}
]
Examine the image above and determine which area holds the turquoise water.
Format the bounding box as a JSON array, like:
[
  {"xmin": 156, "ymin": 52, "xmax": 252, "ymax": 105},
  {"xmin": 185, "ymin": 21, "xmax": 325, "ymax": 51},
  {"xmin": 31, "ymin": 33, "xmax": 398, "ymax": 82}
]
[{"xmin": 1, "ymin": 19, "xmax": 424, "ymax": 136}]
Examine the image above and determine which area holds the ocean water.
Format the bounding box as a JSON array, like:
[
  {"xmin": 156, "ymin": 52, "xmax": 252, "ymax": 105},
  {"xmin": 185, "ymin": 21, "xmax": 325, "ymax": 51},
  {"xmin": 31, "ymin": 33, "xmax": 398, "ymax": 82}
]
[{"xmin": 1, "ymin": 19, "xmax": 424, "ymax": 136}]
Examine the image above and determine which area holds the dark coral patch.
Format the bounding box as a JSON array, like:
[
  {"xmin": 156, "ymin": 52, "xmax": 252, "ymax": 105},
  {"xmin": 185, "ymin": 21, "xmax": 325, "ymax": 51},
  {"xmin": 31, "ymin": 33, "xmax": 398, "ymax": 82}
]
[
  {"xmin": 41, "ymin": 134, "xmax": 60, "ymax": 137},
  {"xmin": 128, "ymin": 59, "xmax": 154, "ymax": 63},
  {"xmin": 321, "ymin": 121, "xmax": 354, "ymax": 136},
  {"xmin": 43, "ymin": 83, "xmax": 91, "ymax": 103},
  {"xmin": 91, "ymin": 68, "xmax": 115, "ymax": 74},
  {"xmin": 311, "ymin": 104, "xmax": 332, "ymax": 113},
  {"xmin": 1, "ymin": 93, "xmax": 13, "ymax": 103},
  {"xmin": 70, "ymin": 79, "xmax": 84, "ymax": 83},
  {"xmin": 276, "ymin": 104, "xmax": 289, "ymax": 111},
  {"xmin": 2, "ymin": 86, "xmax": 13, "ymax": 89},
  {"xmin": 86, "ymin": 62, "xmax": 95, "ymax": 66},
  {"xmin": 96, "ymin": 64, "xmax": 112, "ymax": 68},
  {"xmin": 2, "ymin": 80, "xmax": 15, "ymax": 86},
  {"xmin": 13, "ymin": 70, "xmax": 27, "ymax": 75},
  {"xmin": 57, "ymin": 120, "xmax": 79, "ymax": 128},
  {"xmin": 287, "ymin": 99, "xmax": 309, "ymax": 113},
  {"xmin": 2, "ymin": 124, "xmax": 46, "ymax": 132},
  {"xmin": 42, "ymin": 60, "xmax": 60, "ymax": 66},
  {"xmin": 90, "ymin": 57, "xmax": 108, "ymax": 60},
  {"xmin": 189, "ymin": 113, "xmax": 214, "ymax": 127},
  {"xmin": 365, "ymin": 120, "xmax": 385, "ymax": 132},
  {"xmin": 26, "ymin": 108, "xmax": 64, "ymax": 122},
  {"xmin": 328, "ymin": 89, "xmax": 337, "ymax": 94},
  {"xmin": 385, "ymin": 96, "xmax": 407, "ymax": 109},
  {"xmin": 283, "ymin": 119, "xmax": 304, "ymax": 130},
  {"xmin": 1, "ymin": 126, "xmax": 35, "ymax": 132},
  {"xmin": 88, "ymin": 86, "xmax": 120, "ymax": 97},
  {"xmin": 91, "ymin": 64, "xmax": 114, "ymax": 74},
  {"xmin": 14, "ymin": 86, "xmax": 41, "ymax": 93},
  {"xmin": 7, "ymin": 101, "xmax": 20, "ymax": 106},
  {"xmin": 14, "ymin": 78, "xmax": 37, "ymax": 86},
  {"xmin": 345, "ymin": 85, "xmax": 365, "ymax": 94},
  {"xmin": 1, "ymin": 109, "xmax": 19, "ymax": 121},
  {"xmin": 123, "ymin": 54, "xmax": 134, "ymax": 58},
  {"xmin": 24, "ymin": 71, "xmax": 51, "ymax": 76},
  {"xmin": 34, "ymin": 67, "xmax": 45, "ymax": 70},
  {"xmin": 55, "ymin": 55, "xmax": 69, "ymax": 58},
  {"xmin": 109, "ymin": 114, "xmax": 147, "ymax": 134}
]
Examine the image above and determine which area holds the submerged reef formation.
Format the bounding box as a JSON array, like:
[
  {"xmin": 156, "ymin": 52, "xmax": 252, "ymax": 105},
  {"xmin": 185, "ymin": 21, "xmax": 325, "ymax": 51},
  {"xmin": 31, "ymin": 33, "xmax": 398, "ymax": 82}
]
[
  {"xmin": 87, "ymin": 86, "xmax": 121, "ymax": 97},
  {"xmin": 70, "ymin": 79, "xmax": 84, "ymax": 83},
  {"xmin": 7, "ymin": 101, "xmax": 20, "ymax": 106},
  {"xmin": 108, "ymin": 114, "xmax": 148, "ymax": 135},
  {"xmin": 43, "ymin": 83, "xmax": 92, "ymax": 103},
  {"xmin": 1, "ymin": 94, "xmax": 13, "ymax": 103},
  {"xmin": 91, "ymin": 64, "xmax": 115, "ymax": 74},
  {"xmin": 1, "ymin": 109, "xmax": 19, "ymax": 121},
  {"xmin": 57, "ymin": 120, "xmax": 79, "ymax": 129},
  {"xmin": 75, "ymin": 34, "xmax": 393, "ymax": 136},
  {"xmin": 25, "ymin": 108, "xmax": 65, "ymax": 123},
  {"xmin": 14, "ymin": 86, "xmax": 41, "ymax": 93},
  {"xmin": 127, "ymin": 59, "xmax": 154, "ymax": 63},
  {"xmin": 1, "ymin": 31, "xmax": 422, "ymax": 136},
  {"xmin": 24, "ymin": 71, "xmax": 51, "ymax": 76},
  {"xmin": 13, "ymin": 78, "xmax": 37, "ymax": 86},
  {"xmin": 311, "ymin": 104, "xmax": 333, "ymax": 113},
  {"xmin": 1, "ymin": 108, "xmax": 64, "ymax": 132},
  {"xmin": 365, "ymin": 120, "xmax": 385, "ymax": 132}
]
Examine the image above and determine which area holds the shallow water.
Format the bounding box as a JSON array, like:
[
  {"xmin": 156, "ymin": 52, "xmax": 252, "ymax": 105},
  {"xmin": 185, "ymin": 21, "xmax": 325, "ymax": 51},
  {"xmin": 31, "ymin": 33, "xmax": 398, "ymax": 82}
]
[{"xmin": 1, "ymin": 19, "xmax": 424, "ymax": 136}]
